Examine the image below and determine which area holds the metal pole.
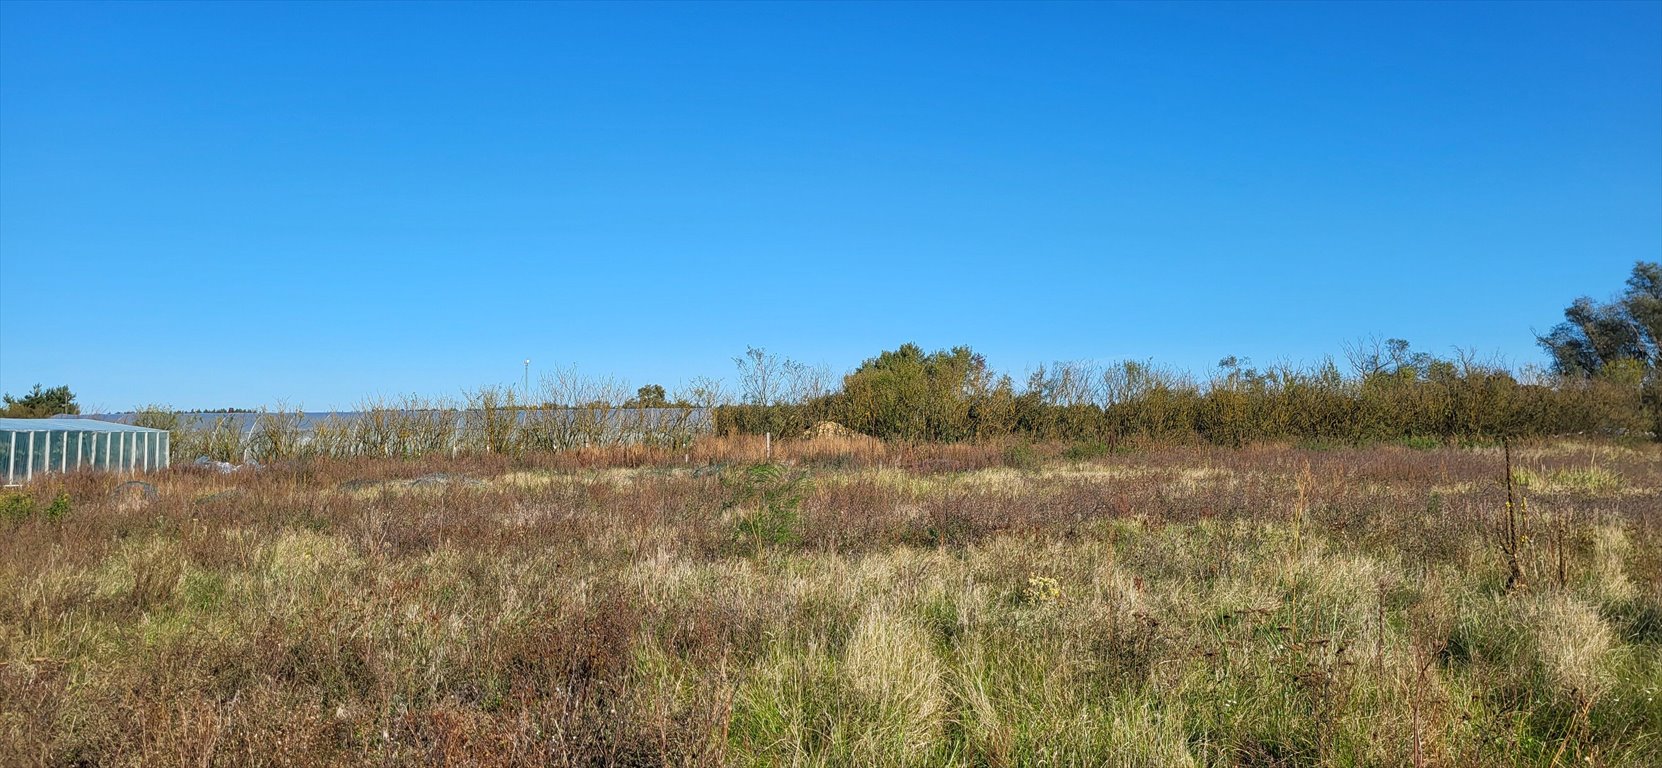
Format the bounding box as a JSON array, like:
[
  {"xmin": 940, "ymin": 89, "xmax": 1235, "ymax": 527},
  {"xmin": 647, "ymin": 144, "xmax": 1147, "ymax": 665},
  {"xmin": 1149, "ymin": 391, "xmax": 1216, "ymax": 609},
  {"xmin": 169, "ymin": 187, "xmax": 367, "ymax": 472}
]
[
  {"xmin": 7, "ymin": 431, "xmax": 14, "ymax": 484},
  {"xmin": 142, "ymin": 432, "xmax": 151, "ymax": 472},
  {"xmin": 76, "ymin": 432, "xmax": 84, "ymax": 471},
  {"xmin": 26, "ymin": 432, "xmax": 34, "ymax": 482},
  {"xmin": 60, "ymin": 431, "xmax": 68, "ymax": 473}
]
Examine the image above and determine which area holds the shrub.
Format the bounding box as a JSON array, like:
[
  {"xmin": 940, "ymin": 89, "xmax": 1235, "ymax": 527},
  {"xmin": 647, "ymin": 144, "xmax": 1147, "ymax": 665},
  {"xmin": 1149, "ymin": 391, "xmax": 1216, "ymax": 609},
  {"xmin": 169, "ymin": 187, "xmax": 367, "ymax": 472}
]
[
  {"xmin": 44, "ymin": 491, "xmax": 70, "ymax": 521},
  {"xmin": 1, "ymin": 492, "xmax": 33, "ymax": 524},
  {"xmin": 1002, "ymin": 442, "xmax": 1039, "ymax": 470},
  {"xmin": 1063, "ymin": 440, "xmax": 1113, "ymax": 461},
  {"xmin": 726, "ymin": 463, "xmax": 808, "ymax": 550}
]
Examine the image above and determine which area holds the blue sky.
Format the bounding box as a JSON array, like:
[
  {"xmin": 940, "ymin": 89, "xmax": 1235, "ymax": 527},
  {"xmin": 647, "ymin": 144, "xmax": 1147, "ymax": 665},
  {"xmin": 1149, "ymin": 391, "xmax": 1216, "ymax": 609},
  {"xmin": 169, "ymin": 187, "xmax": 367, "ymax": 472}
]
[{"xmin": 2, "ymin": 1, "xmax": 1658, "ymax": 410}]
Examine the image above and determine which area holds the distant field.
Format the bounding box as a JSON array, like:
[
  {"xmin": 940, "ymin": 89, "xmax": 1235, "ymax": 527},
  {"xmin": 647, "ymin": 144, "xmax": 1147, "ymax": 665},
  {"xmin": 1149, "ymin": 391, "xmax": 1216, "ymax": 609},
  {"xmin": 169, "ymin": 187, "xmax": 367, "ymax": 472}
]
[{"xmin": 2, "ymin": 437, "xmax": 1658, "ymax": 766}]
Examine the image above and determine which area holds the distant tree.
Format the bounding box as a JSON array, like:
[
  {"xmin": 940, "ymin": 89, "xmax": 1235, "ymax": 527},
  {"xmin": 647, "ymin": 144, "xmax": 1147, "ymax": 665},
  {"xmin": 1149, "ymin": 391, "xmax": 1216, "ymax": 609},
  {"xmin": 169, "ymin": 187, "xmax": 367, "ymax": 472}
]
[
  {"xmin": 1538, "ymin": 261, "xmax": 1661, "ymax": 377},
  {"xmin": 628, "ymin": 384, "xmax": 668, "ymax": 408},
  {"xmin": 1, "ymin": 384, "xmax": 80, "ymax": 418},
  {"xmin": 1624, "ymin": 261, "xmax": 1662, "ymax": 364},
  {"xmin": 682, "ymin": 376, "xmax": 729, "ymax": 409},
  {"xmin": 734, "ymin": 347, "xmax": 808, "ymax": 406}
]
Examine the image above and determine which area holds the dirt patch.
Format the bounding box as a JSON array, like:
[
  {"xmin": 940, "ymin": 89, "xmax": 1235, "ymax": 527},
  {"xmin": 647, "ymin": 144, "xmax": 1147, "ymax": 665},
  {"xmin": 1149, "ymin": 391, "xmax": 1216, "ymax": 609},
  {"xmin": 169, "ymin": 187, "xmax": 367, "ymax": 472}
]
[{"xmin": 802, "ymin": 421, "xmax": 860, "ymax": 440}]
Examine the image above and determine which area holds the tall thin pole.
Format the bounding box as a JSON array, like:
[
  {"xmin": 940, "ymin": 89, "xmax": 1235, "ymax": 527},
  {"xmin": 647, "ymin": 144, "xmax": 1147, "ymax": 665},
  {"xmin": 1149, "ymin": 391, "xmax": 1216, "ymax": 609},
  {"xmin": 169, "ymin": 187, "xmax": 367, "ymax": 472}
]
[
  {"xmin": 524, "ymin": 359, "xmax": 531, "ymax": 402},
  {"xmin": 7, "ymin": 432, "xmax": 14, "ymax": 484}
]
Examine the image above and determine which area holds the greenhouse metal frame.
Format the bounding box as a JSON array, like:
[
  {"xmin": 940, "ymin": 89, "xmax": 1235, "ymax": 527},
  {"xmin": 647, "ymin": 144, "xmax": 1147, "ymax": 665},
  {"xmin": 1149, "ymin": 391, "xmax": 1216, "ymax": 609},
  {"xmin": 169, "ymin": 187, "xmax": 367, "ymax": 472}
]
[{"xmin": 0, "ymin": 418, "xmax": 169, "ymax": 486}]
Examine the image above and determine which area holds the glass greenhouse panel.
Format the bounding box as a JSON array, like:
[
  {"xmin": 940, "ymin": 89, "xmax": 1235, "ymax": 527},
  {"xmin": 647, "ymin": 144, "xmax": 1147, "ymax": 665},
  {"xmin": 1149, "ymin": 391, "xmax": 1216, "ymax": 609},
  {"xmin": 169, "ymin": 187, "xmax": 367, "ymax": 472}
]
[
  {"xmin": 1, "ymin": 419, "xmax": 171, "ymax": 485},
  {"xmin": 48, "ymin": 432, "xmax": 65, "ymax": 473}
]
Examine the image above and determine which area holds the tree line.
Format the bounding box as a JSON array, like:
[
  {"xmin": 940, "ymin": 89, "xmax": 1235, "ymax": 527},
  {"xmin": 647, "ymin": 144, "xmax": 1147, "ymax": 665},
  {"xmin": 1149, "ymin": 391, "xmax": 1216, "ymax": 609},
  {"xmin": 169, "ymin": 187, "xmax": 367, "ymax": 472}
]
[
  {"xmin": 720, "ymin": 261, "xmax": 1662, "ymax": 445},
  {"xmin": 9, "ymin": 261, "xmax": 1658, "ymax": 448}
]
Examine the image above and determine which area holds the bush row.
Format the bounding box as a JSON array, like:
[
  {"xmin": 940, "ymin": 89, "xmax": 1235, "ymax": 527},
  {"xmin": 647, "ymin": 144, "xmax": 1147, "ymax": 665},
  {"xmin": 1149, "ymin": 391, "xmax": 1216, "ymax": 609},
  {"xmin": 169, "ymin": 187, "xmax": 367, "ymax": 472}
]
[{"xmin": 718, "ymin": 365, "xmax": 1659, "ymax": 445}]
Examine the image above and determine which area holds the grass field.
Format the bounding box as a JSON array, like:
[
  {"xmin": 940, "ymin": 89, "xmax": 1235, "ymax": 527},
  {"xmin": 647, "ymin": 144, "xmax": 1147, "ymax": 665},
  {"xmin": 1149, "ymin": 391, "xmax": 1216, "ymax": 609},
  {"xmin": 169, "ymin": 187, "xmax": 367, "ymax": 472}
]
[{"xmin": 2, "ymin": 437, "xmax": 1659, "ymax": 766}]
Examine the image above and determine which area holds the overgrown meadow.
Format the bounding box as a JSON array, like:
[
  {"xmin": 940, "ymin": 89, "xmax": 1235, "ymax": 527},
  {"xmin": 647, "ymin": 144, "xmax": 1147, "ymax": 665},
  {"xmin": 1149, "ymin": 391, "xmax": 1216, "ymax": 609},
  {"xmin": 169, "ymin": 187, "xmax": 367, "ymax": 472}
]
[{"xmin": 2, "ymin": 436, "xmax": 1659, "ymax": 766}]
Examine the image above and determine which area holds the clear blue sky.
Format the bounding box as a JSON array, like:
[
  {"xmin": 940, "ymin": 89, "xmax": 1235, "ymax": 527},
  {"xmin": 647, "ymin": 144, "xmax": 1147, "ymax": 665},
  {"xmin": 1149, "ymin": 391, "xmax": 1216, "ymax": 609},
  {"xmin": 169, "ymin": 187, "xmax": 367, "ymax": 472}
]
[{"xmin": 2, "ymin": 1, "xmax": 1658, "ymax": 411}]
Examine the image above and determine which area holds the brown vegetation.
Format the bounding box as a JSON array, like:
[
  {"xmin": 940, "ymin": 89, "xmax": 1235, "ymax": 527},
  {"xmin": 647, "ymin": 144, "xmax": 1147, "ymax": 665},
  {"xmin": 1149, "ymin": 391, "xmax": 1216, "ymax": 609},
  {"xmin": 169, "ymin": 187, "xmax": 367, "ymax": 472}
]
[{"xmin": 1, "ymin": 436, "xmax": 1659, "ymax": 765}]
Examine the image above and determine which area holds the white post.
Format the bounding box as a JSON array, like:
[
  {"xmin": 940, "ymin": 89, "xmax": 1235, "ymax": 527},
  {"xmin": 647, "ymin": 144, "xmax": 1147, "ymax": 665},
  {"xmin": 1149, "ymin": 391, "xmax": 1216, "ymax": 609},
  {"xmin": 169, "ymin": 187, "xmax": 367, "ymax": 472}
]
[
  {"xmin": 76, "ymin": 432, "xmax": 84, "ymax": 471},
  {"xmin": 163, "ymin": 433, "xmax": 170, "ymax": 469},
  {"xmin": 118, "ymin": 432, "xmax": 126, "ymax": 474},
  {"xmin": 26, "ymin": 432, "xmax": 35, "ymax": 482},
  {"xmin": 103, "ymin": 432, "xmax": 111, "ymax": 470},
  {"xmin": 143, "ymin": 432, "xmax": 151, "ymax": 472},
  {"xmin": 60, "ymin": 432, "xmax": 68, "ymax": 473},
  {"xmin": 7, "ymin": 431, "xmax": 14, "ymax": 484}
]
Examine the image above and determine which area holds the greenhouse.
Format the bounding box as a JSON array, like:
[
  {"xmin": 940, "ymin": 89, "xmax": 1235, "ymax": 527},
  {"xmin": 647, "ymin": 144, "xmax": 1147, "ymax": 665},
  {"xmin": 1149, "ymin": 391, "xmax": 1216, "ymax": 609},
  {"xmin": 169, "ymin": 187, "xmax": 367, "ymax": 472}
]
[{"xmin": 0, "ymin": 418, "xmax": 169, "ymax": 485}]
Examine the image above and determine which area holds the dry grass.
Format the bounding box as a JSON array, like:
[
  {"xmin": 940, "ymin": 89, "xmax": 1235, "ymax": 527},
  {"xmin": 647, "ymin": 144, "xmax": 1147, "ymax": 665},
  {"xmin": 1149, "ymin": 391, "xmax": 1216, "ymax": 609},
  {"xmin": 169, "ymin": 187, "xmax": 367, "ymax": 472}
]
[{"xmin": 0, "ymin": 438, "xmax": 1658, "ymax": 766}]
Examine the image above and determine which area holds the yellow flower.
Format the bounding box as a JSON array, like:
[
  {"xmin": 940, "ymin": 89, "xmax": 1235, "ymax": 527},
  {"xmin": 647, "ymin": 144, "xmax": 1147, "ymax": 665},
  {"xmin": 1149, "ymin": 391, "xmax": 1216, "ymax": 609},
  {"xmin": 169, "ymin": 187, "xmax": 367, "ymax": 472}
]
[{"xmin": 1026, "ymin": 575, "xmax": 1063, "ymax": 605}]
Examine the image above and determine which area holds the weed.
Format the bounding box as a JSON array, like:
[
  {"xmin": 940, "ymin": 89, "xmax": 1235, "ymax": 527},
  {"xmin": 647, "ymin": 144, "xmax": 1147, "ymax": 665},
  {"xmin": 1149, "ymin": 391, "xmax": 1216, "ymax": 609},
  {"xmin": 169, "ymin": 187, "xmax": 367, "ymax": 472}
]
[
  {"xmin": 1064, "ymin": 440, "xmax": 1113, "ymax": 461},
  {"xmin": 726, "ymin": 462, "xmax": 808, "ymax": 550},
  {"xmin": 44, "ymin": 490, "xmax": 70, "ymax": 521},
  {"xmin": 1399, "ymin": 435, "xmax": 1444, "ymax": 450},
  {"xmin": 1001, "ymin": 442, "xmax": 1039, "ymax": 470},
  {"xmin": 0, "ymin": 438, "xmax": 1656, "ymax": 766},
  {"xmin": 1, "ymin": 491, "xmax": 32, "ymax": 524}
]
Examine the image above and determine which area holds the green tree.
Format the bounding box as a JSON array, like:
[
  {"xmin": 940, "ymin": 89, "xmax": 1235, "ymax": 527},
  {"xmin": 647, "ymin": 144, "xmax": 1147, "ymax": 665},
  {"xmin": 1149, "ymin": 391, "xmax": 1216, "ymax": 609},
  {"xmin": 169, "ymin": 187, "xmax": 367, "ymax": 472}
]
[
  {"xmin": 628, "ymin": 384, "xmax": 668, "ymax": 407},
  {"xmin": 839, "ymin": 344, "xmax": 995, "ymax": 441},
  {"xmin": 1538, "ymin": 261, "xmax": 1661, "ymax": 440},
  {"xmin": 1623, "ymin": 261, "xmax": 1662, "ymax": 366},
  {"xmin": 1537, "ymin": 261, "xmax": 1661, "ymax": 376},
  {"xmin": 1, "ymin": 384, "xmax": 79, "ymax": 418}
]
